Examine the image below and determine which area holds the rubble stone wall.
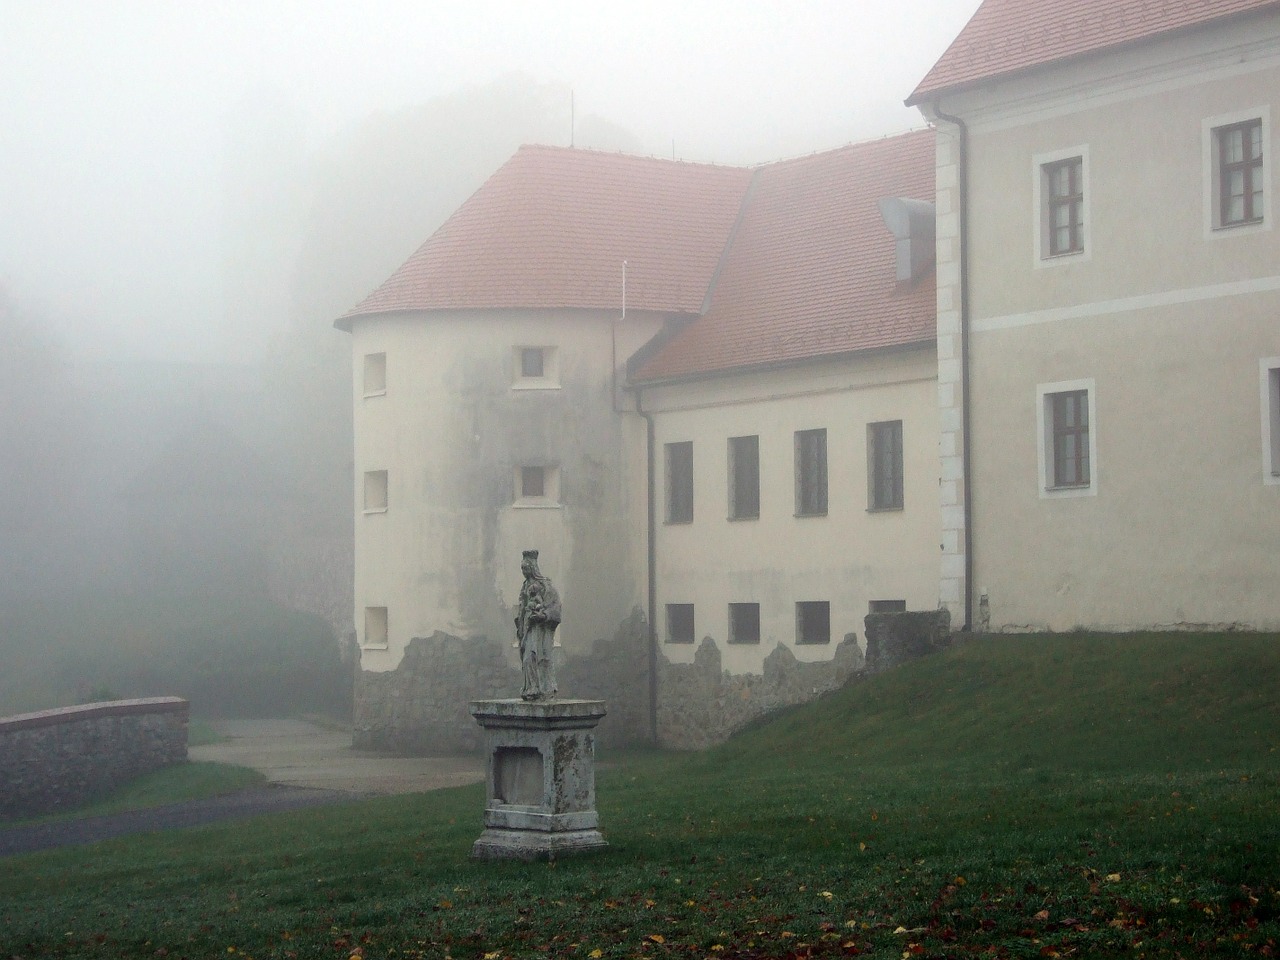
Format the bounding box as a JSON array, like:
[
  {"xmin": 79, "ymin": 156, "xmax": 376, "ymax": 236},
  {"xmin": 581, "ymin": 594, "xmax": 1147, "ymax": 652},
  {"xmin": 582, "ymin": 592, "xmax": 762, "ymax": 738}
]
[{"xmin": 0, "ymin": 697, "xmax": 189, "ymax": 820}]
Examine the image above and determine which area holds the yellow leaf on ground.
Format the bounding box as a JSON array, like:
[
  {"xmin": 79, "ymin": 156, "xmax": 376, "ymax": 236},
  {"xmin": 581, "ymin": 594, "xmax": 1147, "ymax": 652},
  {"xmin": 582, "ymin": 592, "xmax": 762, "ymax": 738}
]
[
  {"xmin": 648, "ymin": 934, "xmax": 665, "ymax": 944},
  {"xmin": 1105, "ymin": 874, "xmax": 1121, "ymax": 883},
  {"xmin": 589, "ymin": 950, "xmax": 603, "ymax": 958}
]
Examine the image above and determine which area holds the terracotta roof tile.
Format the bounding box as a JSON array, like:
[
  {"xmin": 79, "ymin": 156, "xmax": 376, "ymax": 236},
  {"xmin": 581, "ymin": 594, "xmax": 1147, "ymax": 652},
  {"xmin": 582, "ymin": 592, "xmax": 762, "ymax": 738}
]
[
  {"xmin": 338, "ymin": 146, "xmax": 753, "ymax": 326},
  {"xmin": 909, "ymin": 0, "xmax": 1280, "ymax": 104},
  {"xmin": 632, "ymin": 130, "xmax": 936, "ymax": 383}
]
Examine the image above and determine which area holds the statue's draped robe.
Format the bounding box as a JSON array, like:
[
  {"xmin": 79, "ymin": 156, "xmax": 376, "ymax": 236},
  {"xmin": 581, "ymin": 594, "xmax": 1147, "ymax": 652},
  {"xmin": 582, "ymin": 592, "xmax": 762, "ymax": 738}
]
[{"xmin": 516, "ymin": 574, "xmax": 560, "ymax": 700}]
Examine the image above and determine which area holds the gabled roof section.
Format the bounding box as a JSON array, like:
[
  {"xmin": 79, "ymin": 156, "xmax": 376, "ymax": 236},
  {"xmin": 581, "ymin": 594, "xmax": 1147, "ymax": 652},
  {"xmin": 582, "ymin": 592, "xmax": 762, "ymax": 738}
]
[
  {"xmin": 908, "ymin": 0, "xmax": 1280, "ymax": 105},
  {"xmin": 632, "ymin": 129, "xmax": 937, "ymax": 384},
  {"xmin": 337, "ymin": 145, "xmax": 754, "ymax": 328}
]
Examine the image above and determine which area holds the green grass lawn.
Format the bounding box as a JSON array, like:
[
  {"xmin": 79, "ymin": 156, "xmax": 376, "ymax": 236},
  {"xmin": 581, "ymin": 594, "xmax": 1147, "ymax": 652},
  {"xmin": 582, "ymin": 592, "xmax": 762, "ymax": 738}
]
[{"xmin": 2, "ymin": 632, "xmax": 1278, "ymax": 959}]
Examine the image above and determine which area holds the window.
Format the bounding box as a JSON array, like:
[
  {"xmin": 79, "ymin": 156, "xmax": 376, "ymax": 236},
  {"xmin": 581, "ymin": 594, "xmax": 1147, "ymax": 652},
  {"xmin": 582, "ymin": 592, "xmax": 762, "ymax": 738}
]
[
  {"xmin": 665, "ymin": 441, "xmax": 693, "ymax": 524},
  {"xmin": 1205, "ymin": 110, "xmax": 1270, "ymax": 237},
  {"xmin": 796, "ymin": 601, "xmax": 831, "ymax": 644},
  {"xmin": 512, "ymin": 345, "xmax": 559, "ymax": 389},
  {"xmin": 1033, "ymin": 146, "xmax": 1089, "ymax": 265},
  {"xmin": 363, "ymin": 606, "xmax": 388, "ymax": 648},
  {"xmin": 666, "ymin": 604, "xmax": 695, "ymax": 644},
  {"xmin": 1217, "ymin": 119, "xmax": 1264, "ymax": 227},
  {"xmin": 728, "ymin": 603, "xmax": 760, "ymax": 644},
  {"xmin": 363, "ymin": 470, "xmax": 388, "ymax": 512},
  {"xmin": 1263, "ymin": 359, "xmax": 1280, "ymax": 485},
  {"xmin": 868, "ymin": 599, "xmax": 907, "ymax": 614},
  {"xmin": 794, "ymin": 428, "xmax": 827, "ymax": 516},
  {"xmin": 868, "ymin": 420, "xmax": 904, "ymax": 510},
  {"xmin": 514, "ymin": 464, "xmax": 560, "ymax": 506},
  {"xmin": 363, "ymin": 353, "xmax": 386, "ymax": 396},
  {"xmin": 1037, "ymin": 379, "xmax": 1097, "ymax": 498},
  {"xmin": 728, "ymin": 435, "xmax": 760, "ymax": 520}
]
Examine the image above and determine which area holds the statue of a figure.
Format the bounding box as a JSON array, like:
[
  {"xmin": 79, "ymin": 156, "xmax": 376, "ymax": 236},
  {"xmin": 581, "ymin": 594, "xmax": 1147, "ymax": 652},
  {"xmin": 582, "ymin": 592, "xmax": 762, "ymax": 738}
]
[{"xmin": 515, "ymin": 550, "xmax": 560, "ymax": 701}]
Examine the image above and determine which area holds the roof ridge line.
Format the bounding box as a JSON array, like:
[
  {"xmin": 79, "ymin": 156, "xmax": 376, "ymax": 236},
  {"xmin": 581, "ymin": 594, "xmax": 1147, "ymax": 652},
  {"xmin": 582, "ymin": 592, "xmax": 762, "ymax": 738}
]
[{"xmin": 699, "ymin": 168, "xmax": 763, "ymax": 315}]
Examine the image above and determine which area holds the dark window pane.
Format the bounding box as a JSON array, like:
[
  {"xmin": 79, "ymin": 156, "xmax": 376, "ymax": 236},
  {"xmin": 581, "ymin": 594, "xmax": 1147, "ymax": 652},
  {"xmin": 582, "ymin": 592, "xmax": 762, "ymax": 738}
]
[
  {"xmin": 795, "ymin": 429, "xmax": 827, "ymax": 515},
  {"xmin": 666, "ymin": 441, "xmax": 693, "ymax": 524},
  {"xmin": 728, "ymin": 603, "xmax": 760, "ymax": 644},
  {"xmin": 796, "ymin": 601, "xmax": 831, "ymax": 644},
  {"xmin": 729, "ymin": 435, "xmax": 760, "ymax": 519},
  {"xmin": 521, "ymin": 466, "xmax": 545, "ymax": 498},
  {"xmin": 869, "ymin": 599, "xmax": 907, "ymax": 613},
  {"xmin": 521, "ymin": 348, "xmax": 544, "ymax": 378},
  {"xmin": 666, "ymin": 604, "xmax": 695, "ymax": 644},
  {"xmin": 869, "ymin": 420, "xmax": 904, "ymax": 510}
]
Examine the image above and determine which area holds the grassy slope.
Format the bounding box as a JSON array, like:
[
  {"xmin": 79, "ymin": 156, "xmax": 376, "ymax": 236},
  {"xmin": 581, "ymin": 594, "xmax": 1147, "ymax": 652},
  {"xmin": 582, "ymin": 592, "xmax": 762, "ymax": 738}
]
[{"xmin": 2, "ymin": 633, "xmax": 1278, "ymax": 959}]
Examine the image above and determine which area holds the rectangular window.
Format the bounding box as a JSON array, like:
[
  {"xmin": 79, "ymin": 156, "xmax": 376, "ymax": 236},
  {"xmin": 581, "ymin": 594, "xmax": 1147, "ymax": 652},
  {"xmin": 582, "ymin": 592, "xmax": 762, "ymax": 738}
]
[
  {"xmin": 665, "ymin": 441, "xmax": 693, "ymax": 524},
  {"xmin": 514, "ymin": 464, "xmax": 560, "ymax": 505},
  {"xmin": 363, "ymin": 470, "xmax": 388, "ymax": 512},
  {"xmin": 868, "ymin": 420, "xmax": 904, "ymax": 510},
  {"xmin": 728, "ymin": 435, "xmax": 760, "ymax": 520},
  {"xmin": 794, "ymin": 428, "xmax": 827, "ymax": 516},
  {"xmin": 512, "ymin": 345, "xmax": 559, "ymax": 388},
  {"xmin": 1044, "ymin": 156, "xmax": 1084, "ymax": 256},
  {"xmin": 363, "ymin": 606, "xmax": 388, "ymax": 648},
  {"xmin": 1037, "ymin": 379, "xmax": 1097, "ymax": 497},
  {"xmin": 363, "ymin": 353, "xmax": 387, "ymax": 396},
  {"xmin": 1050, "ymin": 391, "xmax": 1089, "ymax": 488},
  {"xmin": 666, "ymin": 603, "xmax": 695, "ymax": 644},
  {"xmin": 869, "ymin": 599, "xmax": 907, "ymax": 614},
  {"xmin": 796, "ymin": 601, "xmax": 831, "ymax": 645},
  {"xmin": 728, "ymin": 603, "xmax": 760, "ymax": 644},
  {"xmin": 1263, "ymin": 359, "xmax": 1280, "ymax": 484},
  {"xmin": 1218, "ymin": 119, "xmax": 1264, "ymax": 227}
]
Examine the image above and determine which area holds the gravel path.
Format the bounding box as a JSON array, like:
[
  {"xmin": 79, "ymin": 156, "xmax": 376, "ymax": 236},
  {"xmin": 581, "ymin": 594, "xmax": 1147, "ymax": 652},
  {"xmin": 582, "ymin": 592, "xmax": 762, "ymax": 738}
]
[
  {"xmin": 0, "ymin": 784, "xmax": 361, "ymax": 857},
  {"xmin": 1, "ymin": 718, "xmax": 485, "ymax": 857}
]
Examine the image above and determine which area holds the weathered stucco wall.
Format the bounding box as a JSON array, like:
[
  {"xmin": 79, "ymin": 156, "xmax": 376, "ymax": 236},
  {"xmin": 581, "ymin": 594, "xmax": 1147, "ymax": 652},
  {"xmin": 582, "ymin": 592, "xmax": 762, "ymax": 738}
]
[{"xmin": 0, "ymin": 697, "xmax": 189, "ymax": 820}]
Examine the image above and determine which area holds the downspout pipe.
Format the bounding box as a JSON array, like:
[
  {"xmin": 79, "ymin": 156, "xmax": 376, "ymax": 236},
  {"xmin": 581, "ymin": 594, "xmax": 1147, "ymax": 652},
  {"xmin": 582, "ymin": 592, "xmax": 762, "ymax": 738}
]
[
  {"xmin": 931, "ymin": 101, "xmax": 974, "ymax": 632},
  {"xmin": 635, "ymin": 387, "xmax": 659, "ymax": 744}
]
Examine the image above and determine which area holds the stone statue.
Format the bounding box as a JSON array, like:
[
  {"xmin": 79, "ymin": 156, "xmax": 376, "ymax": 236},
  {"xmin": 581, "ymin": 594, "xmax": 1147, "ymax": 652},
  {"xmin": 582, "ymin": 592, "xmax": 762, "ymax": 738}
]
[{"xmin": 515, "ymin": 550, "xmax": 560, "ymax": 701}]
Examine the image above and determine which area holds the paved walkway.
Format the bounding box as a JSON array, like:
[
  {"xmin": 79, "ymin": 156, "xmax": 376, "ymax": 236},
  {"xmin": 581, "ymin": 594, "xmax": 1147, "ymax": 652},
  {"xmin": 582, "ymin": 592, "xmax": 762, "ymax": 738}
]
[{"xmin": 190, "ymin": 718, "xmax": 485, "ymax": 795}]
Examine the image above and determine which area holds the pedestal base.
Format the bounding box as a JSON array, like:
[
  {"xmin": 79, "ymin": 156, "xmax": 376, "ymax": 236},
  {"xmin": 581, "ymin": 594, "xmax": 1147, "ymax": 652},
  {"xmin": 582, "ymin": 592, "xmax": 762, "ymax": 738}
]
[{"xmin": 469, "ymin": 698, "xmax": 607, "ymax": 861}]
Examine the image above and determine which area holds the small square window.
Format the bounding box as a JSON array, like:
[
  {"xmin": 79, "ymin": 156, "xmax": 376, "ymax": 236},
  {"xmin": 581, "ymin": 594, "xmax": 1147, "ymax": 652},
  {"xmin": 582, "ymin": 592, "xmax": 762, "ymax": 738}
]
[
  {"xmin": 521, "ymin": 347, "xmax": 544, "ymax": 378},
  {"xmin": 514, "ymin": 465, "xmax": 560, "ymax": 505},
  {"xmin": 512, "ymin": 346, "xmax": 559, "ymax": 388},
  {"xmin": 1262, "ymin": 359, "xmax": 1280, "ymax": 484},
  {"xmin": 728, "ymin": 602, "xmax": 760, "ymax": 645},
  {"xmin": 868, "ymin": 599, "xmax": 907, "ymax": 614},
  {"xmin": 666, "ymin": 603, "xmax": 695, "ymax": 644},
  {"xmin": 1217, "ymin": 119, "xmax": 1264, "ymax": 227},
  {"xmin": 868, "ymin": 420, "xmax": 904, "ymax": 511},
  {"xmin": 363, "ymin": 470, "xmax": 388, "ymax": 512},
  {"xmin": 363, "ymin": 353, "xmax": 387, "ymax": 396},
  {"xmin": 363, "ymin": 606, "xmax": 388, "ymax": 648},
  {"xmin": 794, "ymin": 428, "xmax": 827, "ymax": 516},
  {"xmin": 728, "ymin": 435, "xmax": 760, "ymax": 520},
  {"xmin": 796, "ymin": 601, "xmax": 831, "ymax": 645},
  {"xmin": 665, "ymin": 441, "xmax": 693, "ymax": 524},
  {"xmin": 1037, "ymin": 379, "xmax": 1097, "ymax": 498}
]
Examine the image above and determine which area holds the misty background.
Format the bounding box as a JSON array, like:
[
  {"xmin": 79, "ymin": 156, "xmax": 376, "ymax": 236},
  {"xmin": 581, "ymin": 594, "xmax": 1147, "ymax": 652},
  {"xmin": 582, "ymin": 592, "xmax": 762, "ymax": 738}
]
[{"xmin": 0, "ymin": 1, "xmax": 980, "ymax": 717}]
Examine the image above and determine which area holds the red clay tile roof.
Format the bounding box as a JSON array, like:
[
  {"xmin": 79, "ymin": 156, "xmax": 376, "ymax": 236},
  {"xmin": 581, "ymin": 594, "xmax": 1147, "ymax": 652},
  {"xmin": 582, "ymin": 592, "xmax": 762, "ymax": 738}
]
[
  {"xmin": 908, "ymin": 0, "xmax": 1280, "ymax": 104},
  {"xmin": 337, "ymin": 146, "xmax": 753, "ymax": 328},
  {"xmin": 631, "ymin": 130, "xmax": 937, "ymax": 383}
]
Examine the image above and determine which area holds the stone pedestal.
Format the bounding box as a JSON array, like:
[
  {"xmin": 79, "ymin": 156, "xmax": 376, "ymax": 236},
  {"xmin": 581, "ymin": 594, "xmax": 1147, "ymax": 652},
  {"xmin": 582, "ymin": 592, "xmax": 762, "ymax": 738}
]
[{"xmin": 469, "ymin": 699, "xmax": 607, "ymax": 860}]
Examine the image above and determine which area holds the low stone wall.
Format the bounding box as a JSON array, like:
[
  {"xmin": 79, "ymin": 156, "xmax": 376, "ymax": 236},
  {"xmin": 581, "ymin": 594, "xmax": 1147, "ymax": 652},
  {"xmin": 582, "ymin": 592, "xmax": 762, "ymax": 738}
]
[
  {"xmin": 656, "ymin": 634, "xmax": 866, "ymax": 750},
  {"xmin": 864, "ymin": 609, "xmax": 952, "ymax": 672},
  {"xmin": 0, "ymin": 697, "xmax": 189, "ymax": 820}
]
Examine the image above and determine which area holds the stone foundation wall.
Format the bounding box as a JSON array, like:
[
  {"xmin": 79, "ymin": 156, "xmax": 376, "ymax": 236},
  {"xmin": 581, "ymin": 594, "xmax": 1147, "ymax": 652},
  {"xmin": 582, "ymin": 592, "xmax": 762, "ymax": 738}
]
[
  {"xmin": 0, "ymin": 697, "xmax": 189, "ymax": 820},
  {"xmin": 353, "ymin": 611, "xmax": 651, "ymax": 754},
  {"xmin": 656, "ymin": 635, "xmax": 866, "ymax": 750},
  {"xmin": 864, "ymin": 610, "xmax": 952, "ymax": 672}
]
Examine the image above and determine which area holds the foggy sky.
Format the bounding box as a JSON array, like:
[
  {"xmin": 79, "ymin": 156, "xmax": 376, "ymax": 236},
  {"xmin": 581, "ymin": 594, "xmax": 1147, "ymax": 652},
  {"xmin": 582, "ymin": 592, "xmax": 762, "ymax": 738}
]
[{"xmin": 1, "ymin": 0, "xmax": 982, "ymax": 364}]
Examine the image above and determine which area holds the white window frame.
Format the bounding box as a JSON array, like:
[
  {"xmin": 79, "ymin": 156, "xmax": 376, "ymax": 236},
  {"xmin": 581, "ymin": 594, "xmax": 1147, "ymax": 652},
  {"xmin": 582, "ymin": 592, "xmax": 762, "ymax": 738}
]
[
  {"xmin": 1262, "ymin": 358, "xmax": 1280, "ymax": 485},
  {"xmin": 362, "ymin": 352, "xmax": 387, "ymax": 397},
  {"xmin": 363, "ymin": 469, "xmax": 388, "ymax": 513},
  {"xmin": 1036, "ymin": 378, "xmax": 1098, "ymax": 499},
  {"xmin": 513, "ymin": 463, "xmax": 561, "ymax": 508},
  {"xmin": 1033, "ymin": 145, "xmax": 1091, "ymax": 268},
  {"xmin": 1203, "ymin": 107, "xmax": 1271, "ymax": 240},
  {"xmin": 511, "ymin": 345, "xmax": 560, "ymax": 390},
  {"xmin": 362, "ymin": 606, "xmax": 389, "ymax": 649}
]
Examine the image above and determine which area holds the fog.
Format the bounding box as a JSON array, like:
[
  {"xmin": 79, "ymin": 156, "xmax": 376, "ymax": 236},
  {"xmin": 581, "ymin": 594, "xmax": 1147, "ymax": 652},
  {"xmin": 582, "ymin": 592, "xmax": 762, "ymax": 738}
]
[{"xmin": 0, "ymin": 0, "xmax": 980, "ymax": 716}]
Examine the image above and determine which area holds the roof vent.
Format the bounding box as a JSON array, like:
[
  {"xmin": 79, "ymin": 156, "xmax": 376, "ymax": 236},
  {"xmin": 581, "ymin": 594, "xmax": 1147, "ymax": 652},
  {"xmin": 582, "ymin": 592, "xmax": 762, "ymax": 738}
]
[{"xmin": 877, "ymin": 197, "xmax": 936, "ymax": 284}]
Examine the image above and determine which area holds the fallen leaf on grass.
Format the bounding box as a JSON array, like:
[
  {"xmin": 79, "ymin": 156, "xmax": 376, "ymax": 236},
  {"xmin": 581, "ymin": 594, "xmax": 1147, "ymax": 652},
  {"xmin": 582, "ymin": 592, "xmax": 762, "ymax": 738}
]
[
  {"xmin": 589, "ymin": 950, "xmax": 603, "ymax": 958},
  {"xmin": 648, "ymin": 934, "xmax": 665, "ymax": 944}
]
